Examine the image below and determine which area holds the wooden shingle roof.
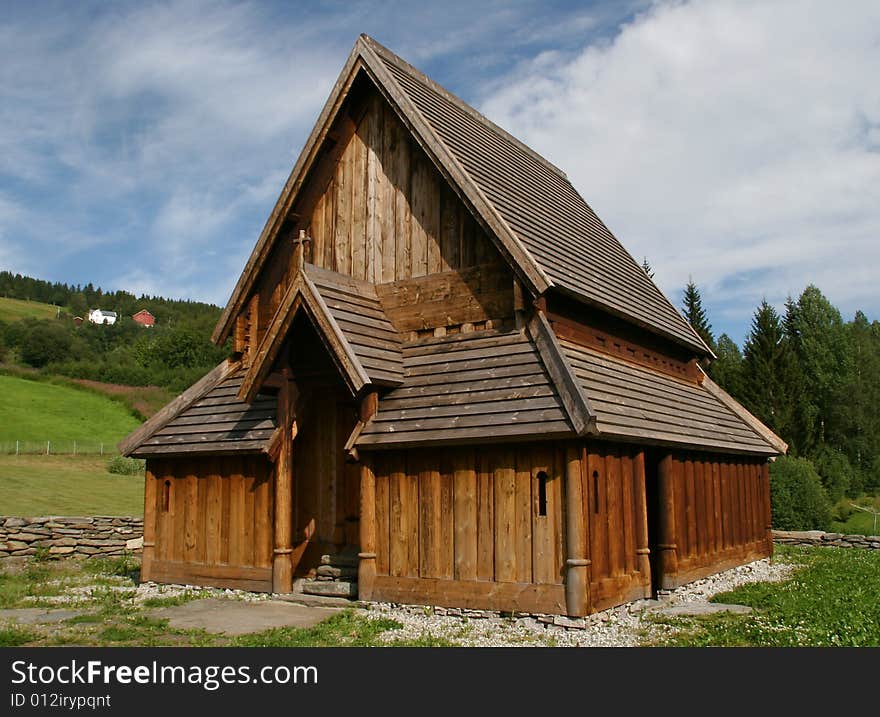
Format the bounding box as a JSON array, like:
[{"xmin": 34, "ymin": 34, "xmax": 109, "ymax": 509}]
[
  {"xmin": 122, "ymin": 362, "xmax": 278, "ymax": 458},
  {"xmin": 363, "ymin": 36, "xmax": 711, "ymax": 357},
  {"xmin": 558, "ymin": 339, "xmax": 777, "ymax": 455},
  {"xmin": 357, "ymin": 331, "xmax": 574, "ymax": 447},
  {"xmin": 306, "ymin": 265, "xmax": 404, "ymax": 386},
  {"xmin": 212, "ymin": 35, "xmax": 712, "ymax": 358}
]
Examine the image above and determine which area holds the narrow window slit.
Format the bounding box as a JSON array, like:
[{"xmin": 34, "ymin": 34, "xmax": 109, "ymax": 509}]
[
  {"xmin": 162, "ymin": 480, "xmax": 171, "ymax": 513},
  {"xmin": 537, "ymin": 471, "xmax": 548, "ymax": 517},
  {"xmin": 593, "ymin": 470, "xmax": 600, "ymax": 514}
]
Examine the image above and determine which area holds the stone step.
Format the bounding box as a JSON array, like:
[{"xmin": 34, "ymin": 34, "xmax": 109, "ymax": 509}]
[
  {"xmin": 319, "ymin": 553, "xmax": 360, "ymax": 569},
  {"xmin": 301, "ymin": 580, "xmax": 358, "ymax": 599},
  {"xmin": 316, "ymin": 564, "xmax": 358, "ymax": 580}
]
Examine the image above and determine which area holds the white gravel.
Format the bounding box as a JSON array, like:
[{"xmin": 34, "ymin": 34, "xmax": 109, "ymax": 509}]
[{"xmin": 362, "ymin": 557, "xmax": 795, "ymax": 647}]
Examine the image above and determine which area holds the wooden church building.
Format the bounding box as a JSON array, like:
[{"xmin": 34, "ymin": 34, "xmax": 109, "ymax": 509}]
[{"xmin": 120, "ymin": 35, "xmax": 786, "ymax": 617}]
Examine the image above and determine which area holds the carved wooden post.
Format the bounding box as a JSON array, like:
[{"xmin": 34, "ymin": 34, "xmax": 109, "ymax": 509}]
[
  {"xmin": 141, "ymin": 466, "xmax": 157, "ymax": 582},
  {"xmin": 272, "ymin": 368, "xmax": 294, "ymax": 593},
  {"xmin": 762, "ymin": 461, "xmax": 773, "ymax": 556},
  {"xmin": 358, "ymin": 390, "xmax": 379, "ymax": 600},
  {"xmin": 564, "ymin": 443, "xmax": 590, "ymax": 616},
  {"xmin": 657, "ymin": 453, "xmax": 679, "ymax": 590},
  {"xmin": 633, "ymin": 450, "xmax": 652, "ymax": 596}
]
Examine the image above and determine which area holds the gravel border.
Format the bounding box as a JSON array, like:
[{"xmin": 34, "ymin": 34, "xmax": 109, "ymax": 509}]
[{"xmin": 362, "ymin": 557, "xmax": 795, "ymax": 647}]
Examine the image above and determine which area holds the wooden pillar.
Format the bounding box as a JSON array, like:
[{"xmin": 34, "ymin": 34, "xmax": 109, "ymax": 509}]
[
  {"xmin": 358, "ymin": 389, "xmax": 379, "ymax": 600},
  {"xmin": 141, "ymin": 466, "xmax": 157, "ymax": 582},
  {"xmin": 272, "ymin": 369, "xmax": 294, "ymax": 593},
  {"xmin": 358, "ymin": 455, "xmax": 377, "ymax": 600},
  {"xmin": 564, "ymin": 443, "xmax": 590, "ymax": 617},
  {"xmin": 633, "ymin": 450, "xmax": 652, "ymax": 597},
  {"xmin": 656, "ymin": 453, "xmax": 679, "ymax": 590},
  {"xmin": 762, "ymin": 461, "xmax": 773, "ymax": 556}
]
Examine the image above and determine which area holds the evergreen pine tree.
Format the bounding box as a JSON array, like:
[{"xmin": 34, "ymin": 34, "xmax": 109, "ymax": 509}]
[
  {"xmin": 741, "ymin": 300, "xmax": 793, "ymax": 438},
  {"xmin": 642, "ymin": 257, "xmax": 654, "ymax": 279},
  {"xmin": 682, "ymin": 279, "xmax": 715, "ymax": 351},
  {"xmin": 708, "ymin": 333, "xmax": 744, "ymax": 398}
]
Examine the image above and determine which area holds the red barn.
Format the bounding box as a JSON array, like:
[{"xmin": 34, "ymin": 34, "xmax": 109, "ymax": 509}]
[{"xmin": 132, "ymin": 309, "xmax": 155, "ymax": 327}]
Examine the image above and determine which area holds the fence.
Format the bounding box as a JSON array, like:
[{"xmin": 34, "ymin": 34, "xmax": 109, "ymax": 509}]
[{"xmin": 1, "ymin": 440, "xmax": 116, "ymax": 456}]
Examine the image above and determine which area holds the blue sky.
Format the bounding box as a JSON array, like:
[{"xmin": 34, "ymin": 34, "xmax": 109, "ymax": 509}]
[{"xmin": 1, "ymin": 0, "xmax": 878, "ymax": 345}]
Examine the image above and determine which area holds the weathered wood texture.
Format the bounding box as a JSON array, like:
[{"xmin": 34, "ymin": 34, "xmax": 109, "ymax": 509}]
[
  {"xmin": 145, "ymin": 455, "xmax": 274, "ymax": 592},
  {"xmin": 357, "ymin": 330, "xmax": 572, "ymax": 447},
  {"xmin": 585, "ymin": 443, "xmax": 652, "ymax": 611},
  {"xmin": 306, "ymin": 264, "xmax": 404, "ymax": 384},
  {"xmin": 130, "ymin": 371, "xmax": 277, "ymax": 457},
  {"xmin": 366, "ymin": 440, "xmax": 650, "ymax": 615},
  {"xmin": 559, "ymin": 337, "xmax": 777, "ymax": 455},
  {"xmin": 303, "ymin": 92, "xmax": 499, "ymax": 285},
  {"xmin": 364, "ymin": 36, "xmax": 709, "ymax": 356},
  {"xmin": 369, "ymin": 444, "xmax": 567, "ymax": 613},
  {"xmin": 658, "ymin": 453, "xmax": 771, "ymax": 588},
  {"xmin": 289, "ymin": 387, "xmax": 360, "ymax": 576}
]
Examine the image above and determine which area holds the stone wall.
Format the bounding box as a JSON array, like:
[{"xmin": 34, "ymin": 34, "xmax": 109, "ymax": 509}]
[
  {"xmin": 0, "ymin": 516, "xmax": 143, "ymax": 559},
  {"xmin": 773, "ymin": 529, "xmax": 880, "ymax": 550}
]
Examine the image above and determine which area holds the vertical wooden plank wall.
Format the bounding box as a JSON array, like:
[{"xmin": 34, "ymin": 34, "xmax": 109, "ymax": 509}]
[
  {"xmin": 367, "ymin": 441, "xmax": 651, "ymax": 616},
  {"xmin": 664, "ymin": 453, "xmax": 771, "ymax": 587},
  {"xmin": 304, "ymin": 93, "xmax": 498, "ymax": 284},
  {"xmin": 145, "ymin": 456, "xmax": 274, "ymax": 592},
  {"xmin": 369, "ymin": 444, "xmax": 568, "ymax": 614},
  {"xmin": 586, "ymin": 444, "xmax": 653, "ymax": 611}
]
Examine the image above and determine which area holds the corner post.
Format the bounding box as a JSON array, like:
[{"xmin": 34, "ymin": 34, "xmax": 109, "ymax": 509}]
[
  {"xmin": 358, "ymin": 390, "xmax": 379, "ymax": 600},
  {"xmin": 141, "ymin": 465, "xmax": 157, "ymax": 582},
  {"xmin": 633, "ymin": 450, "xmax": 652, "ymax": 596},
  {"xmin": 272, "ymin": 368, "xmax": 294, "ymax": 593},
  {"xmin": 657, "ymin": 453, "xmax": 679, "ymax": 589},
  {"xmin": 762, "ymin": 461, "xmax": 773, "ymax": 556},
  {"xmin": 564, "ymin": 443, "xmax": 590, "ymax": 617}
]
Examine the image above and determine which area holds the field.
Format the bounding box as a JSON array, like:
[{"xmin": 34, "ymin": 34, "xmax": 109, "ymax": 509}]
[
  {"xmin": 0, "ymin": 374, "xmax": 141, "ymax": 447},
  {"xmin": 650, "ymin": 545, "xmax": 880, "ymax": 646},
  {"xmin": 0, "ymin": 455, "xmax": 144, "ymax": 515},
  {"xmin": 831, "ymin": 496, "xmax": 880, "ymax": 536},
  {"xmin": 0, "ymin": 296, "xmax": 58, "ymax": 322}
]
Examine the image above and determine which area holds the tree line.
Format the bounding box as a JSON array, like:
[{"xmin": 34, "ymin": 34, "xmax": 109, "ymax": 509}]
[
  {"xmin": 679, "ymin": 273, "xmax": 879, "ymax": 529},
  {"xmin": 0, "ymin": 271, "xmax": 227, "ymax": 393}
]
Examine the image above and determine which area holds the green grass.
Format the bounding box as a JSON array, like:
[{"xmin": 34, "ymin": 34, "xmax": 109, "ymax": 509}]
[
  {"xmin": 0, "ymin": 374, "xmax": 141, "ymax": 444},
  {"xmin": 831, "ymin": 496, "xmax": 880, "ymax": 536},
  {"xmin": 0, "ymin": 296, "xmax": 58, "ymax": 322},
  {"xmin": 0, "ymin": 454, "xmax": 144, "ymax": 515},
  {"xmin": 651, "ymin": 545, "xmax": 880, "ymax": 646},
  {"xmin": 0, "ymin": 625, "xmax": 38, "ymax": 646}
]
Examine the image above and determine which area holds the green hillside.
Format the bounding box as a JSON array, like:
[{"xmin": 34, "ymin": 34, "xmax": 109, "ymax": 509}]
[
  {"xmin": 0, "ymin": 296, "xmax": 58, "ymax": 322},
  {"xmin": 0, "ymin": 375, "xmax": 140, "ymax": 445}
]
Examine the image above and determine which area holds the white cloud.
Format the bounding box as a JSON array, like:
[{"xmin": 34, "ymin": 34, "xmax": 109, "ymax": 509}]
[{"xmin": 479, "ymin": 0, "xmax": 880, "ymax": 338}]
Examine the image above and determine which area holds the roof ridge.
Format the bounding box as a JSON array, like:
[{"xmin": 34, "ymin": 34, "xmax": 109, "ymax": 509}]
[{"xmin": 359, "ymin": 34, "xmax": 569, "ymax": 182}]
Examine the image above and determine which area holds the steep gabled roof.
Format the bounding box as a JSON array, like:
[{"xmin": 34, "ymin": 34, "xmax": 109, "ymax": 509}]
[
  {"xmin": 238, "ymin": 263, "xmax": 403, "ymax": 402},
  {"xmin": 119, "ymin": 361, "xmax": 278, "ymax": 458},
  {"xmin": 212, "ymin": 34, "xmax": 711, "ymax": 358}
]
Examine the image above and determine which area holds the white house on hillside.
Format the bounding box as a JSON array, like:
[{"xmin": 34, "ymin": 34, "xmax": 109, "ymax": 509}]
[{"xmin": 88, "ymin": 309, "xmax": 117, "ymax": 325}]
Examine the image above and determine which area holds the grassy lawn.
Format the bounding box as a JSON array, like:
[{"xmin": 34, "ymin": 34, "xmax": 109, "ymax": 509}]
[
  {"xmin": 0, "ymin": 455, "xmax": 143, "ymax": 515},
  {"xmin": 0, "ymin": 297, "xmax": 58, "ymax": 322},
  {"xmin": 649, "ymin": 545, "xmax": 880, "ymax": 646},
  {"xmin": 0, "ymin": 557, "xmax": 443, "ymax": 647},
  {"xmin": 0, "ymin": 374, "xmax": 141, "ymax": 446}
]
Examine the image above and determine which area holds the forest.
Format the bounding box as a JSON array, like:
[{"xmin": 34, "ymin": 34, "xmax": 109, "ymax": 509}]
[
  {"xmin": 0, "ymin": 270, "xmax": 227, "ymax": 393},
  {"xmin": 681, "ymin": 277, "xmax": 880, "ymax": 529}
]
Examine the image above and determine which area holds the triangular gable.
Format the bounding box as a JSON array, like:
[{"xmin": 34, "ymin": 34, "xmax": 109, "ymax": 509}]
[
  {"xmin": 238, "ymin": 266, "xmax": 401, "ymax": 403},
  {"xmin": 212, "ymin": 34, "xmax": 549, "ymax": 348},
  {"xmin": 213, "ymin": 34, "xmax": 712, "ymax": 359}
]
